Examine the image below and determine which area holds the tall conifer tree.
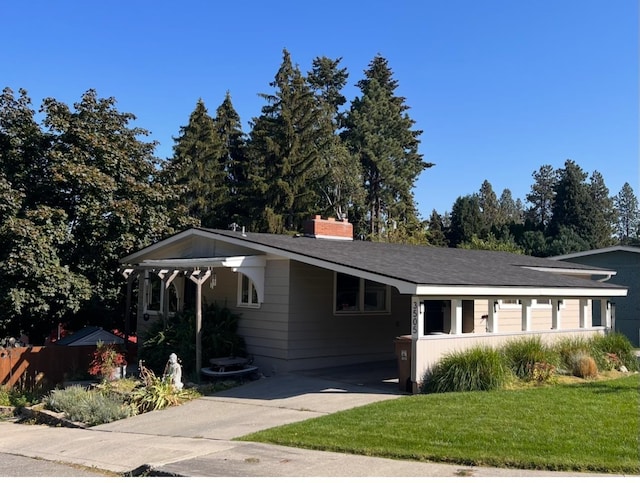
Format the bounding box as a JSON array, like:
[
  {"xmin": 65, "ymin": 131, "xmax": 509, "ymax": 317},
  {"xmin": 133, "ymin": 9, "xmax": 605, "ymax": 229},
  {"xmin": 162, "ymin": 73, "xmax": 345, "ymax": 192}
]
[
  {"xmin": 307, "ymin": 56, "xmax": 363, "ymax": 222},
  {"xmin": 214, "ymin": 92, "xmax": 248, "ymax": 227},
  {"xmin": 614, "ymin": 182, "xmax": 639, "ymax": 244},
  {"xmin": 344, "ymin": 55, "xmax": 432, "ymax": 240},
  {"xmin": 166, "ymin": 99, "xmax": 225, "ymax": 227},
  {"xmin": 247, "ymin": 49, "xmax": 323, "ymax": 233}
]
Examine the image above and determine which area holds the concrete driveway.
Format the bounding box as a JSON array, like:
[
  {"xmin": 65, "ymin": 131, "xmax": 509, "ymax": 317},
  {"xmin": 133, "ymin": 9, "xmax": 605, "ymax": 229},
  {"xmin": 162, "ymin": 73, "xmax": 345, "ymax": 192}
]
[
  {"xmin": 96, "ymin": 361, "xmax": 404, "ymax": 440},
  {"xmin": 0, "ymin": 362, "xmax": 612, "ymax": 477}
]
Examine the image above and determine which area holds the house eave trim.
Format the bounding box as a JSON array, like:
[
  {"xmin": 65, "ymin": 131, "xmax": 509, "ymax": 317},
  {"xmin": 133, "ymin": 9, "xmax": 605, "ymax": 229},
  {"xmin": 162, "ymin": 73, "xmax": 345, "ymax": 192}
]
[{"xmin": 413, "ymin": 285, "xmax": 628, "ymax": 297}]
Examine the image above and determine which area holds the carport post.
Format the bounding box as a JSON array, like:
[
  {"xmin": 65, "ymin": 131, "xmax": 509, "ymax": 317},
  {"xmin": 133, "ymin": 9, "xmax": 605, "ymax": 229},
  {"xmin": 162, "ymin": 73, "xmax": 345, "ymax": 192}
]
[
  {"xmin": 410, "ymin": 296, "xmax": 424, "ymax": 393},
  {"xmin": 189, "ymin": 269, "xmax": 211, "ymax": 375}
]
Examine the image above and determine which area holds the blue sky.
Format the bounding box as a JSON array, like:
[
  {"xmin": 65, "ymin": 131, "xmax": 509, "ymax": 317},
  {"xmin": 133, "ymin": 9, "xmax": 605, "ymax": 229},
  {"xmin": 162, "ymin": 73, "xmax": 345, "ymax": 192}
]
[{"xmin": 2, "ymin": 0, "xmax": 638, "ymax": 219}]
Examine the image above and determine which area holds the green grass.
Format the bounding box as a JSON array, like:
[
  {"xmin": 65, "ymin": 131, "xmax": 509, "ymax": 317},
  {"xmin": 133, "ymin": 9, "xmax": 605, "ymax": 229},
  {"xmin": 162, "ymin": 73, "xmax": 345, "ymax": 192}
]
[{"xmin": 239, "ymin": 374, "xmax": 640, "ymax": 474}]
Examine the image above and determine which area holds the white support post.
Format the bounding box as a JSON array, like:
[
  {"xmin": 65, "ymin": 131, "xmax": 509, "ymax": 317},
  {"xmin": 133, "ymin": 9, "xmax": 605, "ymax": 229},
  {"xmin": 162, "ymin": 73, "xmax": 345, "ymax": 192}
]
[
  {"xmin": 120, "ymin": 268, "xmax": 138, "ymax": 350},
  {"xmin": 579, "ymin": 299, "xmax": 590, "ymax": 328},
  {"xmin": 189, "ymin": 269, "xmax": 211, "ymax": 375},
  {"xmin": 487, "ymin": 299, "xmax": 499, "ymax": 333},
  {"xmin": 521, "ymin": 299, "xmax": 532, "ymax": 332},
  {"xmin": 410, "ymin": 296, "xmax": 423, "ymax": 393},
  {"xmin": 600, "ymin": 299, "xmax": 611, "ymax": 329},
  {"xmin": 551, "ymin": 299, "xmax": 562, "ymax": 330},
  {"xmin": 450, "ymin": 299, "xmax": 462, "ymax": 334}
]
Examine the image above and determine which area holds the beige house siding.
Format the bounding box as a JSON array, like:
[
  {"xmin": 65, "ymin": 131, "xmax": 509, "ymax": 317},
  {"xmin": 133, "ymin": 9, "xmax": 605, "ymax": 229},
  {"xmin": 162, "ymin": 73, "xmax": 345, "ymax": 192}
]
[
  {"xmin": 413, "ymin": 327, "xmax": 606, "ymax": 385},
  {"xmin": 285, "ymin": 261, "xmax": 410, "ymax": 371}
]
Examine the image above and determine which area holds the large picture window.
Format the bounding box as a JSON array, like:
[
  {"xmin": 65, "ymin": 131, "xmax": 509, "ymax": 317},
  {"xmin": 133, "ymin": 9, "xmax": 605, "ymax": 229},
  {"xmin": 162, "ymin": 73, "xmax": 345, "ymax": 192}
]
[
  {"xmin": 335, "ymin": 273, "xmax": 389, "ymax": 314},
  {"xmin": 238, "ymin": 273, "xmax": 260, "ymax": 308}
]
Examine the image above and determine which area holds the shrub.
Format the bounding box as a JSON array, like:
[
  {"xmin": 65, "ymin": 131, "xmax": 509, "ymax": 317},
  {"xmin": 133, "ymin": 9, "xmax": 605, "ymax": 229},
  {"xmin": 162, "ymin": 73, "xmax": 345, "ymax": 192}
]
[
  {"xmin": 45, "ymin": 385, "xmax": 135, "ymax": 426},
  {"xmin": 130, "ymin": 364, "xmax": 200, "ymax": 414},
  {"xmin": 140, "ymin": 302, "xmax": 246, "ymax": 377},
  {"xmin": 89, "ymin": 342, "xmax": 127, "ymax": 381},
  {"xmin": 502, "ymin": 336, "xmax": 559, "ymax": 381},
  {"xmin": 422, "ymin": 346, "xmax": 510, "ymax": 393},
  {"xmin": 590, "ymin": 332, "xmax": 639, "ymax": 372}
]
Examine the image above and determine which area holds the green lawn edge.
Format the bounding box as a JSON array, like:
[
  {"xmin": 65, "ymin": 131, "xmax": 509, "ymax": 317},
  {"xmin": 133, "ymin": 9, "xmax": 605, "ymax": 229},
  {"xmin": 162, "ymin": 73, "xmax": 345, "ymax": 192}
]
[{"xmin": 237, "ymin": 374, "xmax": 640, "ymax": 475}]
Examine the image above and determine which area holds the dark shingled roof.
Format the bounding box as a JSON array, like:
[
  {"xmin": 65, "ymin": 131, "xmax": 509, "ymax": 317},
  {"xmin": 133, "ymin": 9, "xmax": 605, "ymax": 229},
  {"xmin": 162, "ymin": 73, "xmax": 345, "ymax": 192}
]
[{"xmin": 200, "ymin": 229, "xmax": 622, "ymax": 290}]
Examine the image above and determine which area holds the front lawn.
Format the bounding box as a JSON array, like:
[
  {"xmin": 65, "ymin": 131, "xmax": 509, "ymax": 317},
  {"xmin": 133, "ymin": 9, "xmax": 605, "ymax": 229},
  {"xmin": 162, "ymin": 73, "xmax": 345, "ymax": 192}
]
[{"xmin": 239, "ymin": 374, "xmax": 640, "ymax": 474}]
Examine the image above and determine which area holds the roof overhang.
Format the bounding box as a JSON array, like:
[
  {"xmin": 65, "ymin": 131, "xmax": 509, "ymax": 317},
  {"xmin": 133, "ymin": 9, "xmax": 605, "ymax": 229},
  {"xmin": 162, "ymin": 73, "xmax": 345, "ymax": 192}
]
[
  {"xmin": 120, "ymin": 229, "xmax": 628, "ymax": 300},
  {"xmin": 413, "ymin": 285, "xmax": 627, "ymax": 298},
  {"xmin": 122, "ymin": 255, "xmax": 267, "ymax": 303}
]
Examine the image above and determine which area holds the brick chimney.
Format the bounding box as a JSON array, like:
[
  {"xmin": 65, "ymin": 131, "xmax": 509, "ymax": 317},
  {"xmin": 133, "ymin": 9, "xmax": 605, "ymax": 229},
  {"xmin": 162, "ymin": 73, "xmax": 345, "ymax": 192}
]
[{"xmin": 303, "ymin": 215, "xmax": 353, "ymax": 240}]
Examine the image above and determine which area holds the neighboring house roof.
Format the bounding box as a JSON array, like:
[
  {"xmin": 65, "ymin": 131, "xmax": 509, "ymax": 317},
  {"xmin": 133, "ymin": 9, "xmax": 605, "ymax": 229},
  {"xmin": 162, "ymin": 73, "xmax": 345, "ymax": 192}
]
[
  {"xmin": 550, "ymin": 245, "xmax": 640, "ymax": 260},
  {"xmin": 55, "ymin": 326, "xmax": 125, "ymax": 346},
  {"xmin": 121, "ymin": 228, "xmax": 627, "ymax": 298}
]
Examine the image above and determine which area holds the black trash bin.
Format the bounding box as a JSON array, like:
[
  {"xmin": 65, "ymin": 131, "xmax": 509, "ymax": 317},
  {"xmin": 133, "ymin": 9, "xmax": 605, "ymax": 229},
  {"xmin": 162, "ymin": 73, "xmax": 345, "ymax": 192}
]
[{"xmin": 394, "ymin": 335, "xmax": 413, "ymax": 393}]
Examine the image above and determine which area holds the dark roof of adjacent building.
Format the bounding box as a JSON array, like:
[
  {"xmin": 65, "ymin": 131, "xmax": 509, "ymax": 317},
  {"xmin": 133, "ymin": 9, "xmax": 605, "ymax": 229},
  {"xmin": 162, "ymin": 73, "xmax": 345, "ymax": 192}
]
[{"xmin": 55, "ymin": 326, "xmax": 125, "ymax": 346}]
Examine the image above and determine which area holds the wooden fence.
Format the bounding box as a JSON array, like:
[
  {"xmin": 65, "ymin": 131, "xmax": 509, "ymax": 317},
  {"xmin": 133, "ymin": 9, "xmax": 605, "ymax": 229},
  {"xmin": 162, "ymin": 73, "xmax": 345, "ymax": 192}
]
[{"xmin": 0, "ymin": 345, "xmax": 96, "ymax": 390}]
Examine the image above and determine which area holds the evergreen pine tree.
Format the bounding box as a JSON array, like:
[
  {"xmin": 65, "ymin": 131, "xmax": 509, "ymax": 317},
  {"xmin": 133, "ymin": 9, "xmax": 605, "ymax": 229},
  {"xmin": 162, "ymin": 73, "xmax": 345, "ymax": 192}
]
[
  {"xmin": 526, "ymin": 164, "xmax": 558, "ymax": 228},
  {"xmin": 613, "ymin": 182, "xmax": 640, "ymax": 244},
  {"xmin": 344, "ymin": 55, "xmax": 432, "ymax": 241},
  {"xmin": 214, "ymin": 92, "xmax": 248, "ymax": 228},
  {"xmin": 447, "ymin": 195, "xmax": 482, "ymax": 247},
  {"xmin": 588, "ymin": 171, "xmax": 615, "ymax": 248},
  {"xmin": 548, "ymin": 160, "xmax": 594, "ymax": 250},
  {"xmin": 426, "ymin": 209, "xmax": 448, "ymax": 247},
  {"xmin": 247, "ymin": 49, "xmax": 324, "ymax": 233},
  {"xmin": 165, "ymin": 99, "xmax": 225, "ymax": 227},
  {"xmin": 307, "ymin": 56, "xmax": 364, "ymax": 222}
]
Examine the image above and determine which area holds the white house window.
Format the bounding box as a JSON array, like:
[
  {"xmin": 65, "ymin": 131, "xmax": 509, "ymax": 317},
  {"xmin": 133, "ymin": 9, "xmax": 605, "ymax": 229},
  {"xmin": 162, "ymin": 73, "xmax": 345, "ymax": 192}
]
[
  {"xmin": 499, "ymin": 299, "xmax": 521, "ymax": 309},
  {"xmin": 335, "ymin": 273, "xmax": 389, "ymax": 314},
  {"xmin": 499, "ymin": 299, "xmax": 552, "ymax": 309},
  {"xmin": 145, "ymin": 271, "xmax": 178, "ymax": 314},
  {"xmin": 238, "ymin": 273, "xmax": 260, "ymax": 308},
  {"xmin": 533, "ymin": 299, "xmax": 551, "ymax": 307}
]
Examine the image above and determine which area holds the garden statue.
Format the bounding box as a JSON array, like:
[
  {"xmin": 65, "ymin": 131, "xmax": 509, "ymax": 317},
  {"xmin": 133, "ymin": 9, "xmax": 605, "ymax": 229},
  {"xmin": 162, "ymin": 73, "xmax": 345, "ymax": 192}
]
[{"xmin": 164, "ymin": 353, "xmax": 183, "ymax": 390}]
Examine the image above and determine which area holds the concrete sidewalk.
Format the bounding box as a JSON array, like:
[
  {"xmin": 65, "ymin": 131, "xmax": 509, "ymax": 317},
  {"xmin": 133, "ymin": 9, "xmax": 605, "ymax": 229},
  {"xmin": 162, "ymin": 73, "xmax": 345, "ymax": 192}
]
[{"xmin": 0, "ymin": 371, "xmax": 621, "ymax": 477}]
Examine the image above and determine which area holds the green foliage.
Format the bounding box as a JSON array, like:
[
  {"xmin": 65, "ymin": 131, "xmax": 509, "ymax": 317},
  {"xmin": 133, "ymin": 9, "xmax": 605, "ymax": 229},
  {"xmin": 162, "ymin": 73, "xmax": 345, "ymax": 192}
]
[
  {"xmin": 140, "ymin": 302, "xmax": 246, "ymax": 376},
  {"xmin": 447, "ymin": 195, "xmax": 482, "ymax": 247},
  {"xmin": 0, "ymin": 384, "xmax": 42, "ymax": 409},
  {"xmin": 422, "ymin": 346, "xmax": 511, "ymax": 393},
  {"xmin": 247, "ymin": 49, "xmax": 326, "ymax": 233},
  {"xmin": 458, "ymin": 233, "xmax": 524, "ymax": 254},
  {"xmin": 590, "ymin": 332, "xmax": 639, "ymax": 372},
  {"xmin": 614, "ymin": 182, "xmax": 639, "ymax": 244},
  {"xmin": 502, "ymin": 336, "xmax": 559, "ymax": 381},
  {"xmin": 45, "ymin": 385, "xmax": 135, "ymax": 426},
  {"xmin": 0, "ymin": 87, "xmax": 189, "ymax": 342},
  {"xmin": 243, "ymin": 375, "xmax": 640, "ymax": 474},
  {"xmin": 164, "ymin": 99, "xmax": 225, "ymax": 228},
  {"xmin": 343, "ymin": 55, "xmax": 431, "ymax": 241},
  {"xmin": 130, "ymin": 372, "xmax": 199, "ymax": 413},
  {"xmin": 554, "ymin": 333, "xmax": 639, "ymax": 374}
]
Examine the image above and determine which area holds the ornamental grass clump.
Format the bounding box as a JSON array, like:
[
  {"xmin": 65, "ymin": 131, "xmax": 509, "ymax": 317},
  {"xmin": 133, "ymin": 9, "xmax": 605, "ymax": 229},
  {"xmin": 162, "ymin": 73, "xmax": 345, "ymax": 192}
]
[
  {"xmin": 590, "ymin": 332, "xmax": 639, "ymax": 372},
  {"xmin": 567, "ymin": 351, "xmax": 599, "ymax": 378},
  {"xmin": 502, "ymin": 336, "xmax": 559, "ymax": 382},
  {"xmin": 422, "ymin": 346, "xmax": 510, "ymax": 393},
  {"xmin": 130, "ymin": 363, "xmax": 200, "ymax": 413}
]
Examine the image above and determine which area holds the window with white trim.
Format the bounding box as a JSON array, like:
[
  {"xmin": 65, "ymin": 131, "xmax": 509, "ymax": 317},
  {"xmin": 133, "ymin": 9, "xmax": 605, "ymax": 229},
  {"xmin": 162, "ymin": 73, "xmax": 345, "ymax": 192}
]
[
  {"xmin": 238, "ymin": 273, "xmax": 260, "ymax": 308},
  {"xmin": 498, "ymin": 299, "xmax": 521, "ymax": 309},
  {"xmin": 335, "ymin": 273, "xmax": 389, "ymax": 314},
  {"xmin": 498, "ymin": 299, "xmax": 553, "ymax": 309},
  {"xmin": 144, "ymin": 271, "xmax": 178, "ymax": 314},
  {"xmin": 533, "ymin": 299, "xmax": 551, "ymax": 307}
]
